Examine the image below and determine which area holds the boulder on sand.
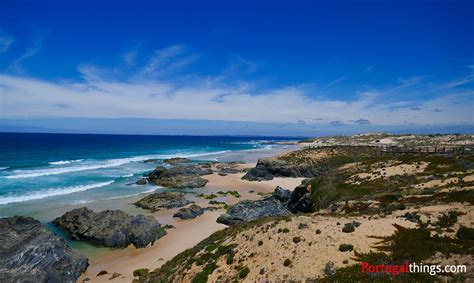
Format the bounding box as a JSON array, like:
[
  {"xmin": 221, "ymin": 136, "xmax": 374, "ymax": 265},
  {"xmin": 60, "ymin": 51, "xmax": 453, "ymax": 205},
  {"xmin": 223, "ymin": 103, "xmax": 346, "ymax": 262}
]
[
  {"xmin": 147, "ymin": 165, "xmax": 211, "ymax": 189},
  {"xmin": 173, "ymin": 204, "xmax": 205, "ymax": 219},
  {"xmin": 273, "ymin": 186, "xmax": 292, "ymax": 202},
  {"xmin": 216, "ymin": 197, "xmax": 292, "ymax": 226},
  {"xmin": 241, "ymin": 167, "xmax": 274, "ymax": 181},
  {"xmin": 287, "ymin": 181, "xmax": 313, "ymax": 213},
  {"xmin": 53, "ymin": 207, "xmax": 166, "ymax": 248},
  {"xmin": 134, "ymin": 191, "xmax": 192, "ymax": 211},
  {"xmin": 0, "ymin": 216, "xmax": 88, "ymax": 283}
]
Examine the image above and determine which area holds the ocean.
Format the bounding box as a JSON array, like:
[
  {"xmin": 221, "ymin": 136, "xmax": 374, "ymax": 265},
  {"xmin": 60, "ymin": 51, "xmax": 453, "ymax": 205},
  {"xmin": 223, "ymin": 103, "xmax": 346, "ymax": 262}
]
[{"xmin": 0, "ymin": 132, "xmax": 297, "ymax": 219}]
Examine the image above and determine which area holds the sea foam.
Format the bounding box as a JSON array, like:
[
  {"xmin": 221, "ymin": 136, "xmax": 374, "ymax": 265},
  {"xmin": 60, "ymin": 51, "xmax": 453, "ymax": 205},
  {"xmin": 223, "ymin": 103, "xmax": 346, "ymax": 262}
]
[
  {"xmin": 0, "ymin": 181, "xmax": 114, "ymax": 205},
  {"xmin": 4, "ymin": 150, "xmax": 231, "ymax": 179},
  {"xmin": 49, "ymin": 159, "xmax": 84, "ymax": 165}
]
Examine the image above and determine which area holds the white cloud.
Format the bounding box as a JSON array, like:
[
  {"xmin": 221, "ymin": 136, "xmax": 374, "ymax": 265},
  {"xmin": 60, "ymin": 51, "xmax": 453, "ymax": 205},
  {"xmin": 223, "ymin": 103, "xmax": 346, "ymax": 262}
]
[
  {"xmin": 0, "ymin": 45, "xmax": 472, "ymax": 127},
  {"xmin": 0, "ymin": 72, "xmax": 472, "ymax": 127}
]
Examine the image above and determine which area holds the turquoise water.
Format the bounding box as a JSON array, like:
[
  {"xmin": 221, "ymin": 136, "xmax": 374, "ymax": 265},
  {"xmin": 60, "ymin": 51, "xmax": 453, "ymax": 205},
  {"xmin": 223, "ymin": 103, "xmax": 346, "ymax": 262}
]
[{"xmin": 0, "ymin": 133, "xmax": 296, "ymax": 218}]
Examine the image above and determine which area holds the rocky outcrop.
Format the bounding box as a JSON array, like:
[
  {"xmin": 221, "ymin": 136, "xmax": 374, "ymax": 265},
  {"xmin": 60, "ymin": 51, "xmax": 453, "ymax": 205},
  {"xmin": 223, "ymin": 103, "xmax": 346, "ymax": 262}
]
[
  {"xmin": 134, "ymin": 192, "xmax": 192, "ymax": 211},
  {"xmin": 242, "ymin": 147, "xmax": 380, "ymax": 181},
  {"xmin": 147, "ymin": 166, "xmax": 211, "ymax": 189},
  {"xmin": 242, "ymin": 156, "xmax": 324, "ymax": 180},
  {"xmin": 216, "ymin": 197, "xmax": 292, "ymax": 226},
  {"xmin": 0, "ymin": 216, "xmax": 88, "ymax": 282},
  {"xmin": 241, "ymin": 167, "xmax": 274, "ymax": 181},
  {"xmin": 273, "ymin": 186, "xmax": 292, "ymax": 202},
  {"xmin": 216, "ymin": 163, "xmax": 242, "ymax": 175},
  {"xmin": 163, "ymin": 157, "xmax": 192, "ymax": 165},
  {"xmin": 136, "ymin": 178, "xmax": 148, "ymax": 185},
  {"xmin": 216, "ymin": 183, "xmax": 314, "ymax": 226},
  {"xmin": 173, "ymin": 204, "xmax": 204, "ymax": 219},
  {"xmin": 53, "ymin": 207, "xmax": 165, "ymax": 248},
  {"xmin": 287, "ymin": 181, "xmax": 313, "ymax": 213}
]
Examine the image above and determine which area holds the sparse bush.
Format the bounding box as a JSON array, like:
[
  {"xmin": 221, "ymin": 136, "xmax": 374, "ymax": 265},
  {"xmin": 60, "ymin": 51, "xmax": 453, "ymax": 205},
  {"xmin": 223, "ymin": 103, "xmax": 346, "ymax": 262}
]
[
  {"xmin": 436, "ymin": 211, "xmax": 463, "ymax": 228},
  {"xmin": 293, "ymin": 236, "xmax": 302, "ymax": 243},
  {"xmin": 456, "ymin": 226, "xmax": 474, "ymax": 240},
  {"xmin": 238, "ymin": 266, "xmax": 250, "ymax": 279},
  {"xmin": 339, "ymin": 244, "xmax": 354, "ymax": 252},
  {"xmin": 133, "ymin": 268, "xmax": 149, "ymax": 277},
  {"xmin": 342, "ymin": 223, "xmax": 355, "ymax": 233}
]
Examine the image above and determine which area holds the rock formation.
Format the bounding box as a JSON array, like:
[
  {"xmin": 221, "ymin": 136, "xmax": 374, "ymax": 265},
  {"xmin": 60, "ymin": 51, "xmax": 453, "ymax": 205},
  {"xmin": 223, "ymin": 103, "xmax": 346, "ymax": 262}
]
[
  {"xmin": 53, "ymin": 207, "xmax": 165, "ymax": 248},
  {"xmin": 0, "ymin": 216, "xmax": 88, "ymax": 282},
  {"xmin": 134, "ymin": 191, "xmax": 192, "ymax": 211}
]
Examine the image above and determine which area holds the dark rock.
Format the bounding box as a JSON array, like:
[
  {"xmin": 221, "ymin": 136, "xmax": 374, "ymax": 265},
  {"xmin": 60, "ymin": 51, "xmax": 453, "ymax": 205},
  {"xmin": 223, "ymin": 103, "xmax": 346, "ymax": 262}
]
[
  {"xmin": 218, "ymin": 168, "xmax": 241, "ymax": 174},
  {"xmin": 97, "ymin": 270, "xmax": 108, "ymax": 276},
  {"xmin": 241, "ymin": 167, "xmax": 274, "ymax": 181},
  {"xmin": 144, "ymin": 159, "xmax": 160, "ymax": 163},
  {"xmin": 136, "ymin": 178, "xmax": 148, "ymax": 185},
  {"xmin": 329, "ymin": 203, "xmax": 340, "ymax": 213},
  {"xmin": 147, "ymin": 166, "xmax": 211, "ymax": 189},
  {"xmin": 198, "ymin": 161, "xmax": 218, "ymax": 167},
  {"xmin": 298, "ymin": 223, "xmax": 308, "ymax": 229},
  {"xmin": 53, "ymin": 207, "xmax": 165, "ymax": 248},
  {"xmin": 242, "ymin": 156, "xmax": 326, "ymax": 181},
  {"xmin": 403, "ymin": 212, "xmax": 421, "ymax": 223},
  {"xmin": 342, "ymin": 222, "xmax": 360, "ymax": 233},
  {"xmin": 0, "ymin": 216, "xmax": 88, "ymax": 283},
  {"xmin": 109, "ymin": 272, "xmax": 121, "ymax": 280},
  {"xmin": 273, "ymin": 186, "xmax": 291, "ymax": 202},
  {"xmin": 204, "ymin": 206, "xmax": 218, "ymax": 211},
  {"xmin": 339, "ymin": 244, "xmax": 354, "ymax": 252},
  {"xmin": 249, "ymin": 190, "xmax": 255, "ymax": 193},
  {"xmin": 134, "ymin": 192, "xmax": 192, "ymax": 211},
  {"xmin": 287, "ymin": 183, "xmax": 312, "ymax": 213},
  {"xmin": 163, "ymin": 157, "xmax": 192, "ymax": 165},
  {"xmin": 173, "ymin": 204, "xmax": 204, "ymax": 219},
  {"xmin": 216, "ymin": 197, "xmax": 292, "ymax": 226},
  {"xmin": 324, "ymin": 261, "xmax": 336, "ymax": 276},
  {"xmin": 218, "ymin": 172, "xmax": 228, "ymax": 176}
]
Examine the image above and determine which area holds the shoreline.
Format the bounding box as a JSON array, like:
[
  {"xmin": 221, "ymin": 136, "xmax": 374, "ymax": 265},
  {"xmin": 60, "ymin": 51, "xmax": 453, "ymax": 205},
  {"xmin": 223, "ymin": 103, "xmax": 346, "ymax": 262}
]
[
  {"xmin": 0, "ymin": 143, "xmax": 298, "ymax": 222},
  {"xmin": 68, "ymin": 148, "xmax": 304, "ymax": 282},
  {"xmin": 78, "ymin": 167, "xmax": 304, "ymax": 282}
]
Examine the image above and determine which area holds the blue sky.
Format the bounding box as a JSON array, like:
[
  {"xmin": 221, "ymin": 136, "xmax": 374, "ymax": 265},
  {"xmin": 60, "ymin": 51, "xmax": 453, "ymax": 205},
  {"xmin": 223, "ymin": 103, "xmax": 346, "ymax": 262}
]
[{"xmin": 0, "ymin": 0, "xmax": 473, "ymax": 136}]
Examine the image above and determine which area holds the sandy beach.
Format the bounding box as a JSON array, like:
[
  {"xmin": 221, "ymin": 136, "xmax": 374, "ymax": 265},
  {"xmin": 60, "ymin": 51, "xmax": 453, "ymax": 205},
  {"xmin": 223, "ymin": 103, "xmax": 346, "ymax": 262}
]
[{"xmin": 78, "ymin": 159, "xmax": 304, "ymax": 282}]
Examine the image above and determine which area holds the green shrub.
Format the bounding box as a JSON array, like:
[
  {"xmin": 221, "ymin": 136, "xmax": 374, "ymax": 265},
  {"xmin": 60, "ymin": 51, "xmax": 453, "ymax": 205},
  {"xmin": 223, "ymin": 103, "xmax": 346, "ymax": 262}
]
[
  {"xmin": 133, "ymin": 268, "xmax": 149, "ymax": 277},
  {"xmin": 192, "ymin": 262, "xmax": 218, "ymax": 283},
  {"xmin": 437, "ymin": 211, "xmax": 462, "ymax": 228},
  {"xmin": 456, "ymin": 226, "xmax": 474, "ymax": 240},
  {"xmin": 339, "ymin": 244, "xmax": 354, "ymax": 252},
  {"xmin": 238, "ymin": 266, "xmax": 250, "ymax": 279},
  {"xmin": 293, "ymin": 236, "xmax": 302, "ymax": 243},
  {"xmin": 226, "ymin": 253, "xmax": 234, "ymax": 265}
]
